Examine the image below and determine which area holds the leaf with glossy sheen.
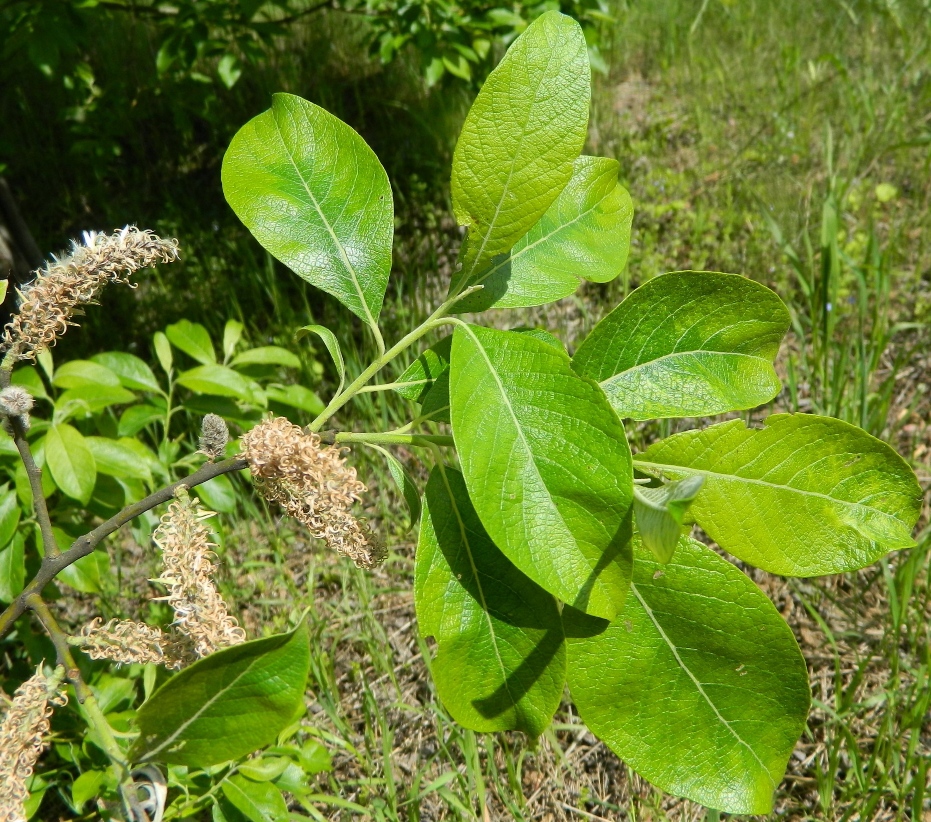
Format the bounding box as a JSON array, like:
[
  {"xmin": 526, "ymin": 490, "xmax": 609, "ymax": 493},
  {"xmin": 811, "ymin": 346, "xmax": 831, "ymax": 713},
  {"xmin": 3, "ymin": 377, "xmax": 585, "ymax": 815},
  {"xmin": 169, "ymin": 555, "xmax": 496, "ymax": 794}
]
[
  {"xmin": 573, "ymin": 272, "xmax": 789, "ymax": 419},
  {"xmin": 131, "ymin": 621, "xmax": 310, "ymax": 766},
  {"xmin": 416, "ymin": 466, "xmax": 565, "ymax": 737},
  {"xmin": 449, "ymin": 11, "xmax": 590, "ymax": 292},
  {"xmin": 45, "ymin": 424, "xmax": 96, "ymax": 504},
  {"xmin": 166, "ymin": 320, "xmax": 216, "ymax": 365},
  {"xmin": 92, "ymin": 352, "xmax": 161, "ymax": 393},
  {"xmin": 565, "ymin": 536, "xmax": 810, "ymax": 814},
  {"xmin": 456, "ymin": 156, "xmax": 633, "ymax": 311},
  {"xmin": 636, "ymin": 414, "xmax": 922, "ymax": 575},
  {"xmin": 223, "ymin": 93, "xmax": 393, "ymax": 327},
  {"xmin": 450, "ymin": 325, "xmax": 633, "ymax": 620},
  {"xmin": 633, "ymin": 475, "xmax": 704, "ymax": 563},
  {"xmin": 221, "ymin": 775, "xmax": 288, "ymax": 822}
]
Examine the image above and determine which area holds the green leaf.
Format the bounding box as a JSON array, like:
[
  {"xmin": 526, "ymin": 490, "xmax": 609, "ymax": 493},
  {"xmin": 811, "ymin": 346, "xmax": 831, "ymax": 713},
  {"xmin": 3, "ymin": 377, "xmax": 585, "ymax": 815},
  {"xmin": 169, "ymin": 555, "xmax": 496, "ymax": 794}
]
[
  {"xmin": 177, "ymin": 365, "xmax": 257, "ymax": 401},
  {"xmin": 237, "ymin": 757, "xmax": 291, "ymax": 782},
  {"xmin": 295, "ymin": 325, "xmax": 344, "ymax": 396},
  {"xmin": 195, "ymin": 474, "xmax": 237, "ymax": 514},
  {"xmin": 85, "ymin": 437, "xmax": 153, "ymax": 483},
  {"xmin": 0, "ymin": 484, "xmax": 21, "ymax": 550},
  {"xmin": 72, "ymin": 769, "xmax": 108, "ymax": 812},
  {"xmin": 416, "ymin": 466, "xmax": 565, "ymax": 737},
  {"xmin": 92, "ymin": 352, "xmax": 161, "ymax": 393},
  {"xmin": 154, "ymin": 331, "xmax": 173, "ymax": 375},
  {"xmin": 419, "ymin": 370, "xmax": 451, "ymax": 423},
  {"xmin": 449, "ymin": 11, "xmax": 590, "ymax": 292},
  {"xmin": 52, "ymin": 360, "xmax": 121, "ymax": 389},
  {"xmin": 118, "ymin": 405, "xmax": 164, "ymax": 437},
  {"xmin": 45, "ymin": 423, "xmax": 96, "ymax": 504},
  {"xmin": 232, "ymin": 346, "xmax": 301, "ymax": 369},
  {"xmin": 223, "ymin": 319, "xmax": 245, "ymax": 362},
  {"xmin": 0, "ymin": 532, "xmax": 25, "ymax": 603},
  {"xmin": 265, "ymin": 384, "xmax": 324, "ymax": 416},
  {"xmin": 11, "ymin": 366, "xmax": 49, "ymax": 401},
  {"xmin": 394, "ymin": 336, "xmax": 452, "ymax": 402},
  {"xmin": 636, "ymin": 414, "xmax": 922, "ymax": 575},
  {"xmin": 221, "ymin": 776, "xmax": 288, "ymax": 822},
  {"xmin": 57, "ymin": 547, "xmax": 107, "ymax": 595},
  {"xmin": 223, "ymin": 93, "xmax": 394, "ymax": 327},
  {"xmin": 564, "ymin": 536, "xmax": 810, "ymax": 815},
  {"xmin": 572, "ymin": 272, "xmax": 790, "ymax": 419},
  {"xmin": 633, "ymin": 475, "xmax": 704, "ymax": 564},
  {"xmin": 369, "ymin": 445, "xmax": 420, "ymax": 530},
  {"xmin": 166, "ymin": 319, "xmax": 217, "ymax": 364},
  {"xmin": 131, "ymin": 620, "xmax": 310, "ymax": 767},
  {"xmin": 456, "ymin": 156, "xmax": 633, "ymax": 311},
  {"xmin": 450, "ymin": 325, "xmax": 633, "ymax": 620},
  {"xmin": 55, "ymin": 385, "xmax": 137, "ymax": 418}
]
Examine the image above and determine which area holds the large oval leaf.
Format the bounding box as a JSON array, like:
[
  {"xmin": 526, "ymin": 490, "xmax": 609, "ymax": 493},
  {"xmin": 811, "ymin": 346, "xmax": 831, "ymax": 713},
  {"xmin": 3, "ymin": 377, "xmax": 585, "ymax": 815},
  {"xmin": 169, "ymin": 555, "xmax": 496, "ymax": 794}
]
[
  {"xmin": 223, "ymin": 93, "xmax": 393, "ymax": 327},
  {"xmin": 565, "ymin": 536, "xmax": 810, "ymax": 815},
  {"xmin": 450, "ymin": 325, "xmax": 633, "ymax": 620},
  {"xmin": 131, "ymin": 621, "xmax": 310, "ymax": 767},
  {"xmin": 636, "ymin": 414, "xmax": 922, "ymax": 575},
  {"xmin": 449, "ymin": 11, "xmax": 590, "ymax": 293},
  {"xmin": 457, "ymin": 156, "xmax": 633, "ymax": 311},
  {"xmin": 572, "ymin": 271, "xmax": 790, "ymax": 419},
  {"xmin": 416, "ymin": 466, "xmax": 565, "ymax": 737},
  {"xmin": 45, "ymin": 423, "xmax": 96, "ymax": 504}
]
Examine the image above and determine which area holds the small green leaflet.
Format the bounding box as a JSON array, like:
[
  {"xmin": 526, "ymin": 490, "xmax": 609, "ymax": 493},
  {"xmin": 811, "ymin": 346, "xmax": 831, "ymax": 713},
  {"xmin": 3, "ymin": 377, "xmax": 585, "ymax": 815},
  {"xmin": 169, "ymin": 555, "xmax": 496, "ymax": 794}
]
[
  {"xmin": 369, "ymin": 445, "xmax": 421, "ymax": 531},
  {"xmin": 449, "ymin": 11, "xmax": 590, "ymax": 293},
  {"xmin": 449, "ymin": 325, "xmax": 634, "ymax": 620},
  {"xmin": 573, "ymin": 271, "xmax": 789, "ymax": 419},
  {"xmin": 394, "ymin": 336, "xmax": 452, "ymax": 403},
  {"xmin": 416, "ymin": 466, "xmax": 565, "ymax": 737},
  {"xmin": 455, "ymin": 156, "xmax": 633, "ymax": 312},
  {"xmin": 131, "ymin": 620, "xmax": 310, "ymax": 767},
  {"xmin": 564, "ymin": 536, "xmax": 810, "ymax": 815},
  {"xmin": 633, "ymin": 474, "xmax": 704, "ymax": 563},
  {"xmin": 636, "ymin": 414, "xmax": 922, "ymax": 575},
  {"xmin": 223, "ymin": 93, "xmax": 394, "ymax": 328},
  {"xmin": 295, "ymin": 324, "xmax": 345, "ymax": 396}
]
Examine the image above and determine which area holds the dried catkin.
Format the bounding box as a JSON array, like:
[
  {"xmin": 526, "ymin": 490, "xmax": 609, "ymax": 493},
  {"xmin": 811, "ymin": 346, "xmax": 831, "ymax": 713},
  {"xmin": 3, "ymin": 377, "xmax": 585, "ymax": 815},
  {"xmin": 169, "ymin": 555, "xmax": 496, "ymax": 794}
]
[
  {"xmin": 198, "ymin": 413, "xmax": 229, "ymax": 459},
  {"xmin": 75, "ymin": 618, "xmax": 193, "ymax": 671},
  {"xmin": 239, "ymin": 416, "xmax": 386, "ymax": 569},
  {"xmin": 0, "ymin": 667, "xmax": 67, "ymax": 822},
  {"xmin": 151, "ymin": 489, "xmax": 246, "ymax": 657},
  {"xmin": 1, "ymin": 227, "xmax": 179, "ymax": 362}
]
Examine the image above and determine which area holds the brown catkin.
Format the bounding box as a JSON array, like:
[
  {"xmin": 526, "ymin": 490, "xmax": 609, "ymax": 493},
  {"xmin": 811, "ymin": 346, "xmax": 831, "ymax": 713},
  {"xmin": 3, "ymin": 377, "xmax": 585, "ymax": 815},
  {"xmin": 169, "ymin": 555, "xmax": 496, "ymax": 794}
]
[
  {"xmin": 152, "ymin": 489, "xmax": 246, "ymax": 657},
  {"xmin": 2, "ymin": 227, "xmax": 179, "ymax": 362},
  {"xmin": 198, "ymin": 413, "xmax": 229, "ymax": 460},
  {"xmin": 74, "ymin": 618, "xmax": 194, "ymax": 671},
  {"xmin": 239, "ymin": 417, "xmax": 386, "ymax": 569},
  {"xmin": 0, "ymin": 668, "xmax": 67, "ymax": 822}
]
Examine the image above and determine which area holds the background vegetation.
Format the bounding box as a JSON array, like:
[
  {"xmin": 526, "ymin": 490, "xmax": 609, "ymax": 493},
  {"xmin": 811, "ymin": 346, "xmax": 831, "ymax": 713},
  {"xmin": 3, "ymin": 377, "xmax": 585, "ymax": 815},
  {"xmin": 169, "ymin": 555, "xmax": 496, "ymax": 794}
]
[{"xmin": 1, "ymin": 0, "xmax": 930, "ymax": 818}]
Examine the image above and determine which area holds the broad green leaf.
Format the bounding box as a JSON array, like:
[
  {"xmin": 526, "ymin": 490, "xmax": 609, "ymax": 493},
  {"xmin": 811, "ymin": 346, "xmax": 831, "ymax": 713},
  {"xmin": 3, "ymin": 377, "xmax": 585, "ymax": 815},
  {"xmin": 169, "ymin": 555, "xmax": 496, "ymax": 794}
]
[
  {"xmin": 72, "ymin": 770, "xmax": 109, "ymax": 812},
  {"xmin": 633, "ymin": 475, "xmax": 704, "ymax": 564},
  {"xmin": 177, "ymin": 365, "xmax": 257, "ymax": 401},
  {"xmin": 515, "ymin": 327, "xmax": 565, "ymax": 350},
  {"xmin": 118, "ymin": 405, "xmax": 164, "ymax": 437},
  {"xmin": 45, "ymin": 423, "xmax": 96, "ymax": 504},
  {"xmin": 221, "ymin": 776, "xmax": 288, "ymax": 822},
  {"xmin": 58, "ymin": 550, "xmax": 108, "ymax": 594},
  {"xmin": 450, "ymin": 325, "xmax": 633, "ymax": 620},
  {"xmin": 564, "ymin": 536, "xmax": 810, "ymax": 815},
  {"xmin": 456, "ymin": 156, "xmax": 633, "ymax": 311},
  {"xmin": 55, "ymin": 385, "xmax": 136, "ymax": 418},
  {"xmin": 0, "ymin": 532, "xmax": 25, "ymax": 602},
  {"xmin": 237, "ymin": 757, "xmax": 291, "ymax": 782},
  {"xmin": 416, "ymin": 466, "xmax": 565, "ymax": 737},
  {"xmin": 394, "ymin": 336, "xmax": 452, "ymax": 402},
  {"xmin": 154, "ymin": 331, "xmax": 173, "ymax": 375},
  {"xmin": 572, "ymin": 271, "xmax": 790, "ymax": 419},
  {"xmin": 11, "ymin": 366, "xmax": 49, "ymax": 401},
  {"xmin": 636, "ymin": 414, "xmax": 922, "ymax": 576},
  {"xmin": 0, "ymin": 484, "xmax": 21, "ymax": 549},
  {"xmin": 419, "ymin": 370, "xmax": 451, "ymax": 423},
  {"xmin": 131, "ymin": 621, "xmax": 310, "ymax": 767},
  {"xmin": 265, "ymin": 384, "xmax": 324, "ymax": 416},
  {"xmin": 295, "ymin": 325, "xmax": 344, "ymax": 395},
  {"xmin": 223, "ymin": 93, "xmax": 394, "ymax": 326},
  {"xmin": 166, "ymin": 319, "xmax": 217, "ymax": 364},
  {"xmin": 449, "ymin": 11, "xmax": 590, "ymax": 292},
  {"xmin": 232, "ymin": 346, "xmax": 301, "ymax": 369},
  {"xmin": 195, "ymin": 474, "xmax": 237, "ymax": 514},
  {"xmin": 223, "ymin": 319, "xmax": 245, "ymax": 362},
  {"xmin": 85, "ymin": 437, "xmax": 152, "ymax": 483},
  {"xmin": 92, "ymin": 352, "xmax": 161, "ymax": 393},
  {"xmin": 369, "ymin": 445, "xmax": 420, "ymax": 531},
  {"xmin": 52, "ymin": 360, "xmax": 121, "ymax": 389}
]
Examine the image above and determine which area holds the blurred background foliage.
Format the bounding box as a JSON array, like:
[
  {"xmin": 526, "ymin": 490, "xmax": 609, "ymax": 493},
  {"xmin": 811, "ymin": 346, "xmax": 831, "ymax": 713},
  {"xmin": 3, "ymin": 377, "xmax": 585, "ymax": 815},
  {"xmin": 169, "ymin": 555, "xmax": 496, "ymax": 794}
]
[{"xmin": 2, "ymin": 0, "xmax": 931, "ymax": 818}]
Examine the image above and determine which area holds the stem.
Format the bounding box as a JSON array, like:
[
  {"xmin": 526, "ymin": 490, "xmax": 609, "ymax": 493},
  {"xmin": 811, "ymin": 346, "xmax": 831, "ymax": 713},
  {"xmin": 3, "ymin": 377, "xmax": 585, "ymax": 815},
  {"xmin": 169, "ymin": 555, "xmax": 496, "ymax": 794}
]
[
  {"xmin": 307, "ymin": 290, "xmax": 476, "ymax": 433},
  {"xmin": 0, "ymin": 368, "xmax": 58, "ymax": 558},
  {"xmin": 0, "ymin": 457, "xmax": 247, "ymax": 641},
  {"xmin": 335, "ymin": 432, "xmax": 454, "ymax": 448}
]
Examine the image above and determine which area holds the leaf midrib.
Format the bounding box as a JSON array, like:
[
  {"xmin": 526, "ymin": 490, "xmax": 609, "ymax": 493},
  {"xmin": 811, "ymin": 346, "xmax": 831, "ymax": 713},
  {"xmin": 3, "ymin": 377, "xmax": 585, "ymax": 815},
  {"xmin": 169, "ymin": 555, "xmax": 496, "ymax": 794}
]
[
  {"xmin": 601, "ymin": 350, "xmax": 775, "ymax": 391},
  {"xmin": 273, "ymin": 107, "xmax": 378, "ymax": 329},
  {"xmin": 631, "ymin": 581, "xmax": 774, "ymax": 785}
]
